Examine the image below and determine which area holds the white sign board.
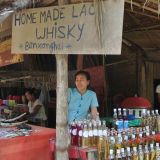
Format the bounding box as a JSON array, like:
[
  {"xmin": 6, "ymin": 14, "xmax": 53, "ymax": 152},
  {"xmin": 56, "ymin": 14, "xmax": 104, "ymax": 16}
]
[{"xmin": 12, "ymin": 1, "xmax": 124, "ymax": 55}]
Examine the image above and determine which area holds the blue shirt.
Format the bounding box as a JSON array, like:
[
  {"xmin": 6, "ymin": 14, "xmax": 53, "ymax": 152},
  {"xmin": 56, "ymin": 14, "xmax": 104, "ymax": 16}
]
[{"xmin": 68, "ymin": 88, "xmax": 99, "ymax": 122}]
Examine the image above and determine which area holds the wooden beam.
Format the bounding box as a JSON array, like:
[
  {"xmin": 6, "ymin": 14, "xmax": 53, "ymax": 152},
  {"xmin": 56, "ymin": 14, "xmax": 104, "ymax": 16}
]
[{"xmin": 125, "ymin": 0, "xmax": 159, "ymax": 14}]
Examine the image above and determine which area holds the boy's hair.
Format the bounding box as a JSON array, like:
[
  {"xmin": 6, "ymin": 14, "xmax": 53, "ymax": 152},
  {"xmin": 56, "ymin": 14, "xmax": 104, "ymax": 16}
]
[{"xmin": 75, "ymin": 70, "xmax": 91, "ymax": 81}]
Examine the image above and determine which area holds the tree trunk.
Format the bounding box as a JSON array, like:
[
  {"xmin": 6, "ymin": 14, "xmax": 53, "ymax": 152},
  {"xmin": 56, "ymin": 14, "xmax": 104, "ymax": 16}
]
[{"xmin": 55, "ymin": 54, "xmax": 69, "ymax": 160}]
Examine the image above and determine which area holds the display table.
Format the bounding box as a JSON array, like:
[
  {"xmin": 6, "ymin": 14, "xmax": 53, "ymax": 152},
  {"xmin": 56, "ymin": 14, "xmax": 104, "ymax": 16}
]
[{"xmin": 0, "ymin": 125, "xmax": 56, "ymax": 160}]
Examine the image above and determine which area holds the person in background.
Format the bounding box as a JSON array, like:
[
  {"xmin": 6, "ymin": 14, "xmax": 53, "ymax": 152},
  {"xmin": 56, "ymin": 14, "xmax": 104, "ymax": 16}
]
[
  {"xmin": 25, "ymin": 88, "xmax": 47, "ymax": 126},
  {"xmin": 68, "ymin": 70, "xmax": 99, "ymax": 123}
]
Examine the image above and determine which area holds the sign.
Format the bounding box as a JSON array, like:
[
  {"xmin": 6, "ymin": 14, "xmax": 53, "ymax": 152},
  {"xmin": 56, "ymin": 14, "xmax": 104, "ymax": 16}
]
[
  {"xmin": 12, "ymin": 1, "xmax": 124, "ymax": 55},
  {"xmin": 0, "ymin": 39, "xmax": 23, "ymax": 67}
]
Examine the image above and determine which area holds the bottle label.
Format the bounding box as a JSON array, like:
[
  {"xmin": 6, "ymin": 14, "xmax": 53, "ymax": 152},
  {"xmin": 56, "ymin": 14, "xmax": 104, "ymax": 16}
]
[
  {"xmin": 78, "ymin": 130, "xmax": 82, "ymax": 136},
  {"xmin": 83, "ymin": 131, "xmax": 88, "ymax": 138},
  {"xmin": 93, "ymin": 129, "xmax": 98, "ymax": 136},
  {"xmin": 72, "ymin": 129, "xmax": 77, "ymax": 135},
  {"xmin": 88, "ymin": 130, "xmax": 93, "ymax": 136},
  {"xmin": 98, "ymin": 130, "xmax": 103, "ymax": 136},
  {"xmin": 103, "ymin": 130, "xmax": 107, "ymax": 136}
]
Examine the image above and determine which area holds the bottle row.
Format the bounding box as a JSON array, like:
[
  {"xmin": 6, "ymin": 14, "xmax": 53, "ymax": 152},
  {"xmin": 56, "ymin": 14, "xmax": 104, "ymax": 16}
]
[{"xmin": 108, "ymin": 143, "xmax": 160, "ymax": 160}]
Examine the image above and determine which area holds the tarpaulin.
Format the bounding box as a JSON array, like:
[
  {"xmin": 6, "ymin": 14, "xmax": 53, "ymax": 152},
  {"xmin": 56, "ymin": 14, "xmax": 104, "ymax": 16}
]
[{"xmin": 0, "ymin": 125, "xmax": 56, "ymax": 160}]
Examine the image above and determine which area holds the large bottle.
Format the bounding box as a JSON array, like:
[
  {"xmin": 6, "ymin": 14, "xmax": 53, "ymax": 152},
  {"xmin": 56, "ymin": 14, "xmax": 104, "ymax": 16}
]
[
  {"xmin": 93, "ymin": 121, "xmax": 98, "ymax": 146},
  {"xmin": 70, "ymin": 121, "xmax": 77, "ymax": 145},
  {"xmin": 77, "ymin": 121, "xmax": 83, "ymax": 147},
  {"xmin": 88, "ymin": 122, "xmax": 93, "ymax": 147},
  {"xmin": 97, "ymin": 120, "xmax": 106, "ymax": 160}
]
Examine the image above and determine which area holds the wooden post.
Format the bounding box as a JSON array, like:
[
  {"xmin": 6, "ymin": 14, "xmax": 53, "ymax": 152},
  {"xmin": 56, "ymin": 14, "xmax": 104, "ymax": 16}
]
[
  {"xmin": 56, "ymin": 0, "xmax": 69, "ymax": 158},
  {"xmin": 55, "ymin": 54, "xmax": 69, "ymax": 160}
]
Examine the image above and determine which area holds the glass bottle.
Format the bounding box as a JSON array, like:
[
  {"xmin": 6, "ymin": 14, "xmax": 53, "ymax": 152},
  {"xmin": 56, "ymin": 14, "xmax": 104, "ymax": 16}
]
[
  {"xmin": 126, "ymin": 147, "xmax": 132, "ymax": 160},
  {"xmin": 121, "ymin": 148, "xmax": 127, "ymax": 160},
  {"xmin": 77, "ymin": 121, "xmax": 83, "ymax": 147},
  {"xmin": 113, "ymin": 108, "xmax": 118, "ymax": 129},
  {"xmin": 115, "ymin": 133, "xmax": 122, "ymax": 150},
  {"xmin": 138, "ymin": 145, "xmax": 144, "ymax": 160},
  {"xmin": 155, "ymin": 143, "xmax": 160, "ymax": 160},
  {"xmin": 70, "ymin": 121, "xmax": 77, "ymax": 146},
  {"xmin": 108, "ymin": 149, "xmax": 115, "ymax": 160},
  {"xmin": 118, "ymin": 108, "xmax": 123, "ymax": 120},
  {"xmin": 115, "ymin": 149, "xmax": 122, "ymax": 160},
  {"xmin": 82, "ymin": 124, "xmax": 88, "ymax": 148},
  {"xmin": 141, "ymin": 109, "xmax": 147, "ymax": 127},
  {"xmin": 123, "ymin": 108, "xmax": 127, "ymax": 120},
  {"xmin": 93, "ymin": 121, "xmax": 98, "ymax": 146},
  {"xmin": 132, "ymin": 147, "xmax": 138, "ymax": 160},
  {"xmin": 144, "ymin": 145, "xmax": 149, "ymax": 160},
  {"xmin": 150, "ymin": 143, "xmax": 156, "ymax": 160},
  {"xmin": 97, "ymin": 134, "xmax": 106, "ymax": 160},
  {"xmin": 88, "ymin": 122, "xmax": 93, "ymax": 147},
  {"xmin": 108, "ymin": 131, "xmax": 116, "ymax": 153}
]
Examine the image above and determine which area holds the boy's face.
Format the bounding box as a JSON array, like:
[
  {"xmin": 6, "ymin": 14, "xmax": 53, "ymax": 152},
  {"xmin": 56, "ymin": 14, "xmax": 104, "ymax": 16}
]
[{"xmin": 75, "ymin": 74, "xmax": 90, "ymax": 92}]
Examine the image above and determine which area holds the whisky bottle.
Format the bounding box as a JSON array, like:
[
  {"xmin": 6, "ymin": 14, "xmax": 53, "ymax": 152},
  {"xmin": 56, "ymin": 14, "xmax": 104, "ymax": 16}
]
[
  {"xmin": 144, "ymin": 145, "xmax": 150, "ymax": 160},
  {"xmin": 97, "ymin": 135, "xmax": 106, "ymax": 160},
  {"xmin": 88, "ymin": 122, "xmax": 93, "ymax": 147},
  {"xmin": 138, "ymin": 145, "xmax": 144, "ymax": 160},
  {"xmin": 115, "ymin": 149, "xmax": 122, "ymax": 160},
  {"xmin": 121, "ymin": 148, "xmax": 127, "ymax": 160},
  {"xmin": 82, "ymin": 124, "xmax": 89, "ymax": 148},
  {"xmin": 150, "ymin": 143, "xmax": 156, "ymax": 160},
  {"xmin": 126, "ymin": 147, "xmax": 132, "ymax": 160},
  {"xmin": 108, "ymin": 149, "xmax": 115, "ymax": 160},
  {"xmin": 155, "ymin": 143, "xmax": 160, "ymax": 160},
  {"xmin": 93, "ymin": 121, "xmax": 98, "ymax": 146},
  {"xmin": 132, "ymin": 147, "xmax": 138, "ymax": 160}
]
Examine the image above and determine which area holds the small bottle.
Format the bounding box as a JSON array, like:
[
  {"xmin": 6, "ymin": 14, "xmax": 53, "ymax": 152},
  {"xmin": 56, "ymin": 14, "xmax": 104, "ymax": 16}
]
[
  {"xmin": 150, "ymin": 143, "xmax": 156, "ymax": 160},
  {"xmin": 82, "ymin": 124, "xmax": 88, "ymax": 148},
  {"xmin": 115, "ymin": 133, "xmax": 122, "ymax": 150},
  {"xmin": 155, "ymin": 143, "xmax": 160, "ymax": 160},
  {"xmin": 138, "ymin": 145, "xmax": 144, "ymax": 160},
  {"xmin": 126, "ymin": 147, "xmax": 132, "ymax": 160},
  {"xmin": 132, "ymin": 147, "xmax": 138, "ymax": 160},
  {"xmin": 121, "ymin": 148, "xmax": 127, "ymax": 160},
  {"xmin": 113, "ymin": 108, "xmax": 118, "ymax": 129},
  {"xmin": 118, "ymin": 108, "xmax": 123, "ymax": 120},
  {"xmin": 123, "ymin": 108, "xmax": 127, "ymax": 120},
  {"xmin": 144, "ymin": 145, "xmax": 149, "ymax": 160},
  {"xmin": 108, "ymin": 149, "xmax": 115, "ymax": 160},
  {"xmin": 115, "ymin": 149, "xmax": 122, "ymax": 160}
]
